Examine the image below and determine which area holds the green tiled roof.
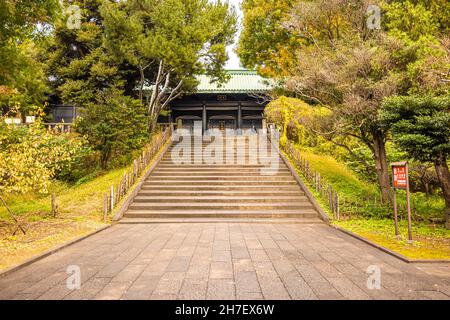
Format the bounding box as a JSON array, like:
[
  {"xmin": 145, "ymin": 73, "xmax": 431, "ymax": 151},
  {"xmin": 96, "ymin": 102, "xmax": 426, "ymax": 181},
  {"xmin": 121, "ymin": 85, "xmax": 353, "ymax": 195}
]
[
  {"xmin": 196, "ymin": 69, "xmax": 273, "ymax": 93},
  {"xmin": 141, "ymin": 69, "xmax": 273, "ymax": 94}
]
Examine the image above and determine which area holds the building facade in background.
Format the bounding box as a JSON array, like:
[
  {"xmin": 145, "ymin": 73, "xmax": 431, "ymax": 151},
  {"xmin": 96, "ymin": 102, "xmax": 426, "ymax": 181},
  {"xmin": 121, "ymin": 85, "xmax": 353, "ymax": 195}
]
[{"xmin": 158, "ymin": 70, "xmax": 272, "ymax": 134}]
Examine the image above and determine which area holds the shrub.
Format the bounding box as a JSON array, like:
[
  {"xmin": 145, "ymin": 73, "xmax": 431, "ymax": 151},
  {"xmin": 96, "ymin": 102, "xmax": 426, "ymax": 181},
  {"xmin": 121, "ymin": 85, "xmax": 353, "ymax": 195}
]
[
  {"xmin": 75, "ymin": 92, "xmax": 149, "ymax": 169},
  {"xmin": 0, "ymin": 117, "xmax": 88, "ymax": 194}
]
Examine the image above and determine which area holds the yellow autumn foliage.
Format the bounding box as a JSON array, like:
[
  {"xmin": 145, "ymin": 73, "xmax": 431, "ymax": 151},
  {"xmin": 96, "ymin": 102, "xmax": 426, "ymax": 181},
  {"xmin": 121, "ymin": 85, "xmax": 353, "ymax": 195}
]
[
  {"xmin": 265, "ymin": 96, "xmax": 332, "ymax": 147},
  {"xmin": 0, "ymin": 116, "xmax": 86, "ymax": 194}
]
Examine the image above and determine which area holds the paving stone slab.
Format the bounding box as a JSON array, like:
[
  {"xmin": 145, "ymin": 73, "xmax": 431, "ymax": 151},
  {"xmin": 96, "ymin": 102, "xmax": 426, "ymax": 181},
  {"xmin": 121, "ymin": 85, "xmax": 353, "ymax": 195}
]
[{"xmin": 1, "ymin": 222, "xmax": 448, "ymax": 300}]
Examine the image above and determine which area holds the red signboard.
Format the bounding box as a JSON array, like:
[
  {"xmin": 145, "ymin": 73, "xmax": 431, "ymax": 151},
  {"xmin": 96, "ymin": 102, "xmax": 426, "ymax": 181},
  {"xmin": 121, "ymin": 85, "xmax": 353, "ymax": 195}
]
[{"xmin": 392, "ymin": 165, "xmax": 407, "ymax": 189}]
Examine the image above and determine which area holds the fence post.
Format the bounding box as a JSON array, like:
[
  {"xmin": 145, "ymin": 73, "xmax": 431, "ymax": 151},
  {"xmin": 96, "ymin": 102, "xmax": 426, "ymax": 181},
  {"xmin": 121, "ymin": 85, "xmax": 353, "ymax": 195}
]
[
  {"xmin": 305, "ymin": 161, "xmax": 310, "ymax": 181},
  {"xmin": 313, "ymin": 172, "xmax": 317, "ymax": 192},
  {"xmin": 122, "ymin": 174, "xmax": 126, "ymax": 197},
  {"xmin": 331, "ymin": 186, "xmax": 336, "ymax": 216},
  {"xmin": 335, "ymin": 192, "xmax": 340, "ymax": 220},
  {"xmin": 110, "ymin": 186, "xmax": 114, "ymax": 211},
  {"xmin": 51, "ymin": 193, "xmax": 58, "ymax": 218},
  {"xmin": 103, "ymin": 193, "xmax": 108, "ymax": 222},
  {"xmin": 329, "ymin": 187, "xmax": 332, "ymax": 217},
  {"xmin": 120, "ymin": 179, "xmax": 124, "ymax": 199},
  {"xmin": 317, "ymin": 173, "xmax": 321, "ymax": 193}
]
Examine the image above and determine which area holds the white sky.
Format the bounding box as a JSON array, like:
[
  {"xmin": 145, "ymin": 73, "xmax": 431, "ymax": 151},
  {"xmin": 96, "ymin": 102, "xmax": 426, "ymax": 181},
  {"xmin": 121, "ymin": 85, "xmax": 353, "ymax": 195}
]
[{"xmin": 224, "ymin": 0, "xmax": 243, "ymax": 69}]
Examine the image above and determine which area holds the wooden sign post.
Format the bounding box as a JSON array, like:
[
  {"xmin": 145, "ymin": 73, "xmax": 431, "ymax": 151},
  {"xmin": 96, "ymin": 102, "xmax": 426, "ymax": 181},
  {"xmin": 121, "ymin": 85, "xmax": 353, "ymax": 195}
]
[{"xmin": 391, "ymin": 162, "xmax": 413, "ymax": 242}]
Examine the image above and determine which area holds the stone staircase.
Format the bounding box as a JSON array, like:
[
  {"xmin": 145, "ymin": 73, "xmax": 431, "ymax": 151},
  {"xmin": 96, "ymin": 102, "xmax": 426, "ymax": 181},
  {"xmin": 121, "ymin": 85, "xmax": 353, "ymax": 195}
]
[{"xmin": 119, "ymin": 135, "xmax": 323, "ymax": 223}]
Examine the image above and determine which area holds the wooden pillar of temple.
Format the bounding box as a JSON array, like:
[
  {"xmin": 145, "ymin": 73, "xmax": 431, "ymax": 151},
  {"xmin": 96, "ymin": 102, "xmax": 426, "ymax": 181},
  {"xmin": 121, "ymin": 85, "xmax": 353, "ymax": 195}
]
[
  {"xmin": 238, "ymin": 102, "xmax": 242, "ymax": 130},
  {"xmin": 202, "ymin": 103, "xmax": 207, "ymax": 134}
]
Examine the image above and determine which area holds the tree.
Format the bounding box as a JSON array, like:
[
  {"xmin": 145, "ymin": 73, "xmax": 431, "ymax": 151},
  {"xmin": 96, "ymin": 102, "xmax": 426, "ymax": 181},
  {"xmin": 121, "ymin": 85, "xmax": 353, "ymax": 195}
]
[
  {"xmin": 75, "ymin": 92, "xmax": 148, "ymax": 169},
  {"xmin": 238, "ymin": 0, "xmax": 296, "ymax": 77},
  {"xmin": 100, "ymin": 0, "xmax": 237, "ymax": 131},
  {"xmin": 0, "ymin": 41, "xmax": 49, "ymax": 114},
  {"xmin": 238, "ymin": 0, "xmax": 449, "ymax": 203},
  {"xmin": 257, "ymin": 0, "xmax": 398, "ymax": 202},
  {"xmin": 0, "ymin": 0, "xmax": 60, "ymax": 113},
  {"xmin": 46, "ymin": 0, "xmax": 130, "ymax": 108},
  {"xmin": 46, "ymin": 1, "xmax": 152, "ymax": 168},
  {"xmin": 380, "ymin": 95, "xmax": 450, "ymax": 228},
  {"xmin": 383, "ymin": 0, "xmax": 450, "ymax": 36}
]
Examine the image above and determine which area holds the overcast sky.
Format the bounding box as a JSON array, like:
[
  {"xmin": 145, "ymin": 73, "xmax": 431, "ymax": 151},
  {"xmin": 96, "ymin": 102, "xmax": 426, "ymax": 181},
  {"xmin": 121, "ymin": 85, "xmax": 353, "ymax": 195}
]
[{"xmin": 224, "ymin": 0, "xmax": 243, "ymax": 69}]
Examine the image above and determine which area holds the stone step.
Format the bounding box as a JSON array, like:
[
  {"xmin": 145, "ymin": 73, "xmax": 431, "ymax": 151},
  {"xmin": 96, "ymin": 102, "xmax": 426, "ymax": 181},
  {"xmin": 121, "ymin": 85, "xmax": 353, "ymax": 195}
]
[
  {"xmin": 120, "ymin": 137, "xmax": 320, "ymax": 223},
  {"xmin": 119, "ymin": 217, "xmax": 323, "ymax": 224},
  {"xmin": 133, "ymin": 196, "xmax": 309, "ymax": 203},
  {"xmin": 123, "ymin": 209, "xmax": 318, "ymax": 219},
  {"xmin": 169, "ymin": 146, "xmax": 275, "ymax": 149},
  {"xmin": 167, "ymin": 149, "xmax": 277, "ymax": 152},
  {"xmin": 156, "ymin": 164, "xmax": 281, "ymax": 168},
  {"xmin": 167, "ymin": 149, "xmax": 278, "ymax": 152},
  {"xmin": 161, "ymin": 156, "xmax": 282, "ymax": 159},
  {"xmin": 163, "ymin": 155, "xmax": 279, "ymax": 159},
  {"xmin": 128, "ymin": 202, "xmax": 313, "ymax": 210},
  {"xmin": 165, "ymin": 151, "xmax": 279, "ymax": 155},
  {"xmin": 168, "ymin": 147, "xmax": 277, "ymax": 149},
  {"xmin": 162, "ymin": 156, "xmax": 281, "ymax": 159},
  {"xmin": 161, "ymin": 154, "xmax": 282, "ymax": 164},
  {"xmin": 168, "ymin": 146, "xmax": 276, "ymax": 149},
  {"xmin": 149, "ymin": 172, "xmax": 291, "ymax": 177},
  {"xmin": 172, "ymin": 139, "xmax": 270, "ymax": 142},
  {"xmin": 167, "ymin": 151, "xmax": 277, "ymax": 154},
  {"xmin": 142, "ymin": 180, "xmax": 298, "ymax": 186},
  {"xmin": 169, "ymin": 145, "xmax": 275, "ymax": 148},
  {"xmin": 145, "ymin": 175, "xmax": 294, "ymax": 181},
  {"xmin": 137, "ymin": 190, "xmax": 305, "ymax": 196},
  {"xmin": 155, "ymin": 167, "xmax": 285, "ymax": 171},
  {"xmin": 167, "ymin": 152, "xmax": 278, "ymax": 155},
  {"xmin": 152, "ymin": 169, "xmax": 291, "ymax": 174},
  {"xmin": 139, "ymin": 185, "xmax": 303, "ymax": 191},
  {"xmin": 158, "ymin": 161, "xmax": 285, "ymax": 165},
  {"xmin": 172, "ymin": 140, "xmax": 271, "ymax": 143},
  {"xmin": 153, "ymin": 167, "xmax": 290, "ymax": 171}
]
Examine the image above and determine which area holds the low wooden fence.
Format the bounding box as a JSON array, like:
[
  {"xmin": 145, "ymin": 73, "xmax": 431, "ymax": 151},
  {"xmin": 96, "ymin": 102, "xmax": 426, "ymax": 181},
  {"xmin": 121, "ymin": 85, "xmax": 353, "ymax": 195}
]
[
  {"xmin": 283, "ymin": 140, "xmax": 427, "ymax": 223},
  {"xmin": 43, "ymin": 123, "xmax": 73, "ymax": 133},
  {"xmin": 283, "ymin": 141, "xmax": 341, "ymax": 220},
  {"xmin": 102, "ymin": 126, "xmax": 172, "ymax": 221}
]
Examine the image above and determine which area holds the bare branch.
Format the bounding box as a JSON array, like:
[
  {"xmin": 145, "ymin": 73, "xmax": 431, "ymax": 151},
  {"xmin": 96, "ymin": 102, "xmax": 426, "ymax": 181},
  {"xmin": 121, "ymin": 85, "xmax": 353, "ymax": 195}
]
[
  {"xmin": 148, "ymin": 60, "xmax": 164, "ymax": 114},
  {"xmin": 161, "ymin": 83, "xmax": 183, "ymax": 110},
  {"xmin": 247, "ymin": 92, "xmax": 273, "ymax": 105}
]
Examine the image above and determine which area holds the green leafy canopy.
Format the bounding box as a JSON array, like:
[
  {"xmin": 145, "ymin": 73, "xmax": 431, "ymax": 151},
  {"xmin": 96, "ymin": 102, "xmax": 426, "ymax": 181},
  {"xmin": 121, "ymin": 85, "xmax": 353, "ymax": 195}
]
[{"xmin": 380, "ymin": 95, "xmax": 450, "ymax": 162}]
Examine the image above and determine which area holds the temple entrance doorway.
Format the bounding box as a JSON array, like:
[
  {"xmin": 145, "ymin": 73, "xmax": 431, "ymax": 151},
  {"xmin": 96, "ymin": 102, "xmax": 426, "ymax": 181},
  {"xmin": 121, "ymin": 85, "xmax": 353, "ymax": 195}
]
[{"xmin": 208, "ymin": 115, "xmax": 236, "ymax": 131}]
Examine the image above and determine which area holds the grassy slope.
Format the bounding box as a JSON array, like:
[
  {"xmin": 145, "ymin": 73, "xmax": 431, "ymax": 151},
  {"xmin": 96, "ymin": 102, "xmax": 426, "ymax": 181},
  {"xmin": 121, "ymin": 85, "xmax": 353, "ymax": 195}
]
[
  {"xmin": 0, "ymin": 169, "xmax": 123, "ymax": 270},
  {"xmin": 0, "ymin": 140, "xmax": 168, "ymax": 271},
  {"xmin": 0, "ymin": 169, "xmax": 125, "ymax": 221},
  {"xmin": 288, "ymin": 147, "xmax": 450, "ymax": 260}
]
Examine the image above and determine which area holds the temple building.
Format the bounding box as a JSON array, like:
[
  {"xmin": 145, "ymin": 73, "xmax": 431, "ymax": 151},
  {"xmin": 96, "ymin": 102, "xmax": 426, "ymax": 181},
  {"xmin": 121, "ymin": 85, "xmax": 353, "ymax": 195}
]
[
  {"xmin": 157, "ymin": 69, "xmax": 273, "ymax": 134},
  {"xmin": 49, "ymin": 70, "xmax": 273, "ymax": 133}
]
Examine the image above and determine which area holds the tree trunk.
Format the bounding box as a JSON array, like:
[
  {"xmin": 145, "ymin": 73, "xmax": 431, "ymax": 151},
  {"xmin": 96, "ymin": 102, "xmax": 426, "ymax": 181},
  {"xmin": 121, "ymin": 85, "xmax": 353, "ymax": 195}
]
[
  {"xmin": 434, "ymin": 153, "xmax": 450, "ymax": 229},
  {"xmin": 148, "ymin": 114, "xmax": 158, "ymax": 133},
  {"xmin": 372, "ymin": 132, "xmax": 391, "ymax": 203},
  {"xmin": 138, "ymin": 66, "xmax": 145, "ymax": 104},
  {"xmin": 101, "ymin": 151, "xmax": 109, "ymax": 170},
  {"xmin": 423, "ymin": 181, "xmax": 430, "ymax": 197}
]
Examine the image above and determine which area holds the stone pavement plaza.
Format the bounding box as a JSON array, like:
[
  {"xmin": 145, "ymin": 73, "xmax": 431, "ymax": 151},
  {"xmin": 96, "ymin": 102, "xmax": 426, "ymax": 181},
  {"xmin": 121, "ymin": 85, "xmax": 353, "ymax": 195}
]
[{"xmin": 0, "ymin": 223, "xmax": 449, "ymax": 300}]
